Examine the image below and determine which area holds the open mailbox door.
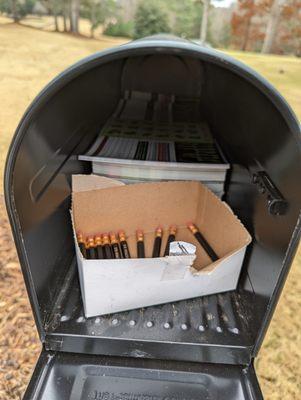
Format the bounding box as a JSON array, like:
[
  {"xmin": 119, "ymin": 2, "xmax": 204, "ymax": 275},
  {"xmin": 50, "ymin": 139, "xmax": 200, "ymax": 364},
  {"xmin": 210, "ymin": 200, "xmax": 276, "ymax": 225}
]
[
  {"xmin": 5, "ymin": 36, "xmax": 300, "ymax": 400},
  {"xmin": 25, "ymin": 351, "xmax": 263, "ymax": 400}
]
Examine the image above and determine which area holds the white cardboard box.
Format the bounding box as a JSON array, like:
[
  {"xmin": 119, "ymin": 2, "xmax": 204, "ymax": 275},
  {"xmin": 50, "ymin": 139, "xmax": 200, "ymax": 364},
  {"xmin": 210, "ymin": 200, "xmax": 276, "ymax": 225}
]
[{"xmin": 72, "ymin": 175, "xmax": 251, "ymax": 318}]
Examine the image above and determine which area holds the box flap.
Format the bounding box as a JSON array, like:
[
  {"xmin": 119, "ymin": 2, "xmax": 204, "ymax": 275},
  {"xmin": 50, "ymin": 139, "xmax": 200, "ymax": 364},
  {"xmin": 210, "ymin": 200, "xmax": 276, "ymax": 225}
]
[{"xmin": 72, "ymin": 174, "xmax": 125, "ymax": 192}]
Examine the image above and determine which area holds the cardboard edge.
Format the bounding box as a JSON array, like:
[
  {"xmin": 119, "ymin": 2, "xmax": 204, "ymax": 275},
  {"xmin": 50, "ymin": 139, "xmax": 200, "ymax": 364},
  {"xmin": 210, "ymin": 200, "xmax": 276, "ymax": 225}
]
[
  {"xmin": 70, "ymin": 210, "xmax": 89, "ymax": 316},
  {"xmin": 200, "ymin": 183, "xmax": 253, "ymax": 244},
  {"xmin": 192, "ymin": 182, "xmax": 252, "ymax": 272},
  {"xmin": 190, "ymin": 245, "xmax": 248, "ymax": 276},
  {"xmin": 72, "ymin": 174, "xmax": 125, "ymax": 193}
]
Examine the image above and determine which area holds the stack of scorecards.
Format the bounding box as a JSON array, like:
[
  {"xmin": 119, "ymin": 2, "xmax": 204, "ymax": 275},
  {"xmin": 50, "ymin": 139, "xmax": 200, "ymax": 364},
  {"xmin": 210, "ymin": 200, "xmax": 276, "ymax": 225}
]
[{"xmin": 78, "ymin": 92, "xmax": 230, "ymax": 197}]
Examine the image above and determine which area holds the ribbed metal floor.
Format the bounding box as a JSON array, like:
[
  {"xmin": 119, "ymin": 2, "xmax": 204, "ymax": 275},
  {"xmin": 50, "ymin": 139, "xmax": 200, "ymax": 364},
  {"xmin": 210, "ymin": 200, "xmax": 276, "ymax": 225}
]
[
  {"xmin": 48, "ymin": 276, "xmax": 253, "ymax": 344},
  {"xmin": 44, "ymin": 262, "xmax": 255, "ymax": 363}
]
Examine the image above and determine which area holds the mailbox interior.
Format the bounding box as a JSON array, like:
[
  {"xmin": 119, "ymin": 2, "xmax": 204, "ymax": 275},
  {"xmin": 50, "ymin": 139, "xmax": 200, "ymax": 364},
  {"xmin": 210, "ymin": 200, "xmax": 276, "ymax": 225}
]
[{"xmin": 5, "ymin": 40, "xmax": 301, "ymax": 368}]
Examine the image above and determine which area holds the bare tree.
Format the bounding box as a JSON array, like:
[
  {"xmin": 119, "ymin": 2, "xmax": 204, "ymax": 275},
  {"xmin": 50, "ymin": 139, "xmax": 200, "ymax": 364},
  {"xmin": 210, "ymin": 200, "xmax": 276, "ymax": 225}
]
[
  {"xmin": 70, "ymin": 0, "xmax": 80, "ymax": 34},
  {"xmin": 40, "ymin": 0, "xmax": 61, "ymax": 32},
  {"xmin": 89, "ymin": 0, "xmax": 97, "ymax": 37},
  {"xmin": 52, "ymin": 0, "xmax": 59, "ymax": 31},
  {"xmin": 122, "ymin": 0, "xmax": 138, "ymax": 22},
  {"xmin": 261, "ymin": 0, "xmax": 285, "ymax": 54},
  {"xmin": 63, "ymin": 2, "xmax": 69, "ymax": 32},
  {"xmin": 7, "ymin": 0, "xmax": 33, "ymax": 22},
  {"xmin": 200, "ymin": 0, "xmax": 210, "ymax": 44},
  {"xmin": 241, "ymin": 13, "xmax": 253, "ymax": 51},
  {"xmin": 11, "ymin": 0, "xmax": 19, "ymax": 22}
]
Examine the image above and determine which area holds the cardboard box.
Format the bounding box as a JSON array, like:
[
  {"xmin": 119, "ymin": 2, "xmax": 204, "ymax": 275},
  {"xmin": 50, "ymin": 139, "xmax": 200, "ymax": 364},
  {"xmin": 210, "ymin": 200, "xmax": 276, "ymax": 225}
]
[{"xmin": 72, "ymin": 175, "xmax": 251, "ymax": 318}]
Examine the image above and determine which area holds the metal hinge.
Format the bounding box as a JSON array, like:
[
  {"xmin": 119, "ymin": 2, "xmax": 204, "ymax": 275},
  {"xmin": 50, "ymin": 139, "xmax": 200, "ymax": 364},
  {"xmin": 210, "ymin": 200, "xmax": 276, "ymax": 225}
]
[{"xmin": 252, "ymin": 171, "xmax": 288, "ymax": 216}]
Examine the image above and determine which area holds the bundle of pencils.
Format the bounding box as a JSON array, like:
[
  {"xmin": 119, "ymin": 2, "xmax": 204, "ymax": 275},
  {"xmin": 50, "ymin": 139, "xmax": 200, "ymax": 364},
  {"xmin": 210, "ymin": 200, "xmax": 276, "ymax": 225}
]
[
  {"xmin": 77, "ymin": 231, "xmax": 133, "ymax": 260},
  {"xmin": 77, "ymin": 224, "xmax": 219, "ymax": 264}
]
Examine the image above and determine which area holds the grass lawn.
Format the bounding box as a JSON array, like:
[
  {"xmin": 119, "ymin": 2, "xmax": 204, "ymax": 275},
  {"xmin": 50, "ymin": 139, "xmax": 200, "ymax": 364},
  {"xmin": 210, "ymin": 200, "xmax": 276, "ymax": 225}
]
[{"xmin": 0, "ymin": 18, "xmax": 300, "ymax": 400}]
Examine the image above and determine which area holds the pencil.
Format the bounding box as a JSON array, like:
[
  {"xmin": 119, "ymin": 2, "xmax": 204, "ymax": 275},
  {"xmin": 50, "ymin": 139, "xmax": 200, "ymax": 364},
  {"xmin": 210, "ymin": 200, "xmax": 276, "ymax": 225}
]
[
  {"xmin": 136, "ymin": 229, "xmax": 145, "ymax": 258},
  {"xmin": 76, "ymin": 231, "xmax": 87, "ymax": 258},
  {"xmin": 102, "ymin": 233, "xmax": 113, "ymax": 259},
  {"xmin": 94, "ymin": 234, "xmax": 104, "ymax": 259},
  {"xmin": 109, "ymin": 232, "xmax": 122, "ymax": 259},
  {"xmin": 152, "ymin": 227, "xmax": 163, "ymax": 258},
  {"xmin": 164, "ymin": 225, "xmax": 177, "ymax": 256},
  {"xmin": 86, "ymin": 236, "xmax": 97, "ymax": 259},
  {"xmin": 118, "ymin": 230, "xmax": 131, "ymax": 258},
  {"xmin": 187, "ymin": 222, "xmax": 218, "ymax": 262}
]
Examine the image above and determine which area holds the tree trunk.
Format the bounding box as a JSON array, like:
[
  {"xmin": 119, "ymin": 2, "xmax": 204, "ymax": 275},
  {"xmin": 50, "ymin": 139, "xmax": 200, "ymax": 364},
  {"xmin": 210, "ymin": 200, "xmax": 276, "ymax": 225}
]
[
  {"xmin": 70, "ymin": 0, "xmax": 80, "ymax": 34},
  {"xmin": 11, "ymin": 0, "xmax": 20, "ymax": 22},
  {"xmin": 63, "ymin": 13, "xmax": 68, "ymax": 32},
  {"xmin": 200, "ymin": 0, "xmax": 210, "ymax": 44},
  {"xmin": 241, "ymin": 16, "xmax": 252, "ymax": 51},
  {"xmin": 123, "ymin": 0, "xmax": 137, "ymax": 22},
  {"xmin": 54, "ymin": 12, "xmax": 59, "ymax": 31},
  {"xmin": 261, "ymin": 0, "xmax": 284, "ymax": 54},
  {"xmin": 90, "ymin": 1, "xmax": 96, "ymax": 38},
  {"xmin": 63, "ymin": 2, "xmax": 69, "ymax": 32}
]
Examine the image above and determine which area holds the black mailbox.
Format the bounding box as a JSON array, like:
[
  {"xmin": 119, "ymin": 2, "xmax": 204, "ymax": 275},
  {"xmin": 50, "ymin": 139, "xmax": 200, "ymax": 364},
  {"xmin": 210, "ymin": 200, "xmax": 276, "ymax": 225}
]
[{"xmin": 4, "ymin": 36, "xmax": 301, "ymax": 399}]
